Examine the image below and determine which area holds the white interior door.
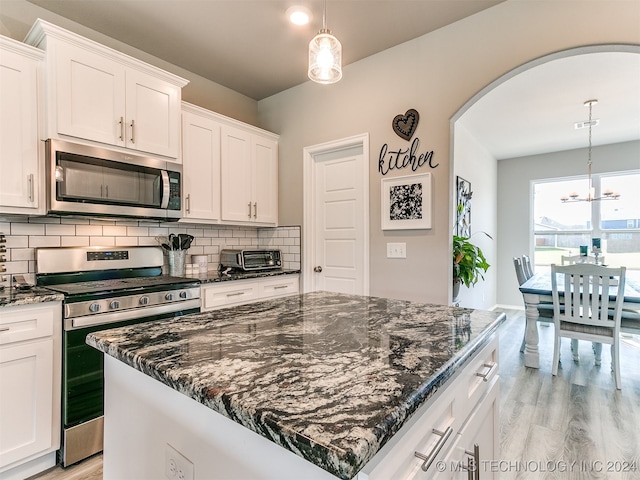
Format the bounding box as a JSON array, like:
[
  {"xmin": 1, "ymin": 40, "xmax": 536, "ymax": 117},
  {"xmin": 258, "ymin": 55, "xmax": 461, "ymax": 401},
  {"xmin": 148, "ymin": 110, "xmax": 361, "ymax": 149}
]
[{"xmin": 303, "ymin": 134, "xmax": 369, "ymax": 295}]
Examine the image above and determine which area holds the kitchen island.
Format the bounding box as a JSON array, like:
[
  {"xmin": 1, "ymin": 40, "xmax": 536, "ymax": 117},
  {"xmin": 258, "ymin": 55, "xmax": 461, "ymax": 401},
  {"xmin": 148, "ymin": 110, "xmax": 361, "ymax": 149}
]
[{"xmin": 87, "ymin": 291, "xmax": 505, "ymax": 479}]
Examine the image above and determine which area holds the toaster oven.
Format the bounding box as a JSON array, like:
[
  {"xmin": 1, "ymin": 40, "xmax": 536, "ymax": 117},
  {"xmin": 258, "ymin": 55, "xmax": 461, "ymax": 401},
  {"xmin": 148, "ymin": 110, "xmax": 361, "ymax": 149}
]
[{"xmin": 220, "ymin": 249, "xmax": 282, "ymax": 271}]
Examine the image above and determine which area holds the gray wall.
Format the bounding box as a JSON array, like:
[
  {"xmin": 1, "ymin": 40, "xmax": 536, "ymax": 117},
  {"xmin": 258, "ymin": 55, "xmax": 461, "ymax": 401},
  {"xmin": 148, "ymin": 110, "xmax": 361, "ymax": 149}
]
[
  {"xmin": 497, "ymin": 140, "xmax": 640, "ymax": 308},
  {"xmin": 258, "ymin": 0, "xmax": 640, "ymax": 305}
]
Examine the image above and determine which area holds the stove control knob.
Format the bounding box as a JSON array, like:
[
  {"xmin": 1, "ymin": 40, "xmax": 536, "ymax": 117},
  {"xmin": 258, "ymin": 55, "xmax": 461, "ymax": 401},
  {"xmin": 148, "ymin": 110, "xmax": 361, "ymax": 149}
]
[
  {"xmin": 89, "ymin": 303, "xmax": 101, "ymax": 313},
  {"xmin": 179, "ymin": 291, "xmax": 188, "ymax": 299},
  {"xmin": 139, "ymin": 296, "xmax": 150, "ymax": 305},
  {"xmin": 165, "ymin": 293, "xmax": 174, "ymax": 301},
  {"xmin": 109, "ymin": 300, "xmax": 120, "ymax": 310}
]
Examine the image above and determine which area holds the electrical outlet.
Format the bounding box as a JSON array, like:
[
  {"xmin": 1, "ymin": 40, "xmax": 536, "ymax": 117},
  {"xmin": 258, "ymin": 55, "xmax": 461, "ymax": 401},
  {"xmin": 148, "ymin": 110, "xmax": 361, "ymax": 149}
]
[
  {"xmin": 165, "ymin": 444, "xmax": 194, "ymax": 480},
  {"xmin": 386, "ymin": 242, "xmax": 406, "ymax": 258}
]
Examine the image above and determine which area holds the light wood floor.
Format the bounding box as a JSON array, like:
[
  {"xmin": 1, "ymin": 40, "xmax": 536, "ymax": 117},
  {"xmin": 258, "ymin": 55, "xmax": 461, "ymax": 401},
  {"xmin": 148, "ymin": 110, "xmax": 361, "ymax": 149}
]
[
  {"xmin": 498, "ymin": 308, "xmax": 640, "ymax": 480},
  {"xmin": 30, "ymin": 309, "xmax": 640, "ymax": 480}
]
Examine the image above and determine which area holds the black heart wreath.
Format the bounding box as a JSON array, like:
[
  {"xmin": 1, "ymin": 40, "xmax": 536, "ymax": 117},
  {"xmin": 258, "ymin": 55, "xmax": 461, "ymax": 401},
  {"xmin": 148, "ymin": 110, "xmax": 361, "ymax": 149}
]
[{"xmin": 392, "ymin": 109, "xmax": 419, "ymax": 141}]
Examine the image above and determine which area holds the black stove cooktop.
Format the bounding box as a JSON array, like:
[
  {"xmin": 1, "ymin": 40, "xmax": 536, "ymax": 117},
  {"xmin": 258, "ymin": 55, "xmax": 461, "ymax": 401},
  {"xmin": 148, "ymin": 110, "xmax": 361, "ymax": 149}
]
[{"xmin": 45, "ymin": 275, "xmax": 199, "ymax": 296}]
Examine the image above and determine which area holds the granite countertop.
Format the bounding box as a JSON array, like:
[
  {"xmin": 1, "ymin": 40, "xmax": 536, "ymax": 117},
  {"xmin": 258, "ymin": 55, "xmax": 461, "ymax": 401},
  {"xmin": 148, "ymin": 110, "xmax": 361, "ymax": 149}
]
[
  {"xmin": 0, "ymin": 286, "xmax": 64, "ymax": 307},
  {"xmin": 86, "ymin": 291, "xmax": 505, "ymax": 479},
  {"xmin": 188, "ymin": 268, "xmax": 300, "ymax": 284}
]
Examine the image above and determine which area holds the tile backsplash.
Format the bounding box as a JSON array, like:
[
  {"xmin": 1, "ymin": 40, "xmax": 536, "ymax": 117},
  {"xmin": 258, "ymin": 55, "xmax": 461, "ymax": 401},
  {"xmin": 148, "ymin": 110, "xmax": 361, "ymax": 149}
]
[{"xmin": 0, "ymin": 216, "xmax": 300, "ymax": 286}]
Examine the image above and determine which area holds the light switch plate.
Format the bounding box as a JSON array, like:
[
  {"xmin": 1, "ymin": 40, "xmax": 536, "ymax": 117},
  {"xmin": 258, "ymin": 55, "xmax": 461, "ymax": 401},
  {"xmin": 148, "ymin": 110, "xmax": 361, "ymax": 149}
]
[{"xmin": 387, "ymin": 243, "xmax": 406, "ymax": 258}]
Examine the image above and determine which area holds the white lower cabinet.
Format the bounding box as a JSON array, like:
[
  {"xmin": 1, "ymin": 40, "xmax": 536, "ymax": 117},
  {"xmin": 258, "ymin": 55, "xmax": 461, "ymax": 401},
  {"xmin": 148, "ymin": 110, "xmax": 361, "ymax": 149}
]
[
  {"xmin": 356, "ymin": 335, "xmax": 499, "ymax": 480},
  {"xmin": 201, "ymin": 275, "xmax": 299, "ymax": 311},
  {"xmin": 0, "ymin": 302, "xmax": 62, "ymax": 480},
  {"xmin": 435, "ymin": 379, "xmax": 499, "ymax": 480}
]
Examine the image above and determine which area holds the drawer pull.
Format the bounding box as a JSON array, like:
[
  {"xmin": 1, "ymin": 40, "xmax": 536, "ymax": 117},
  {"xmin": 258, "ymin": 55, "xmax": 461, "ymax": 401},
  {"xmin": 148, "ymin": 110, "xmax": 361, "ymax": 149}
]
[
  {"xmin": 414, "ymin": 426, "xmax": 453, "ymax": 472},
  {"xmin": 475, "ymin": 362, "xmax": 497, "ymax": 382},
  {"xmin": 462, "ymin": 444, "xmax": 480, "ymax": 480},
  {"xmin": 0, "ymin": 326, "xmax": 10, "ymax": 332},
  {"xmin": 273, "ymin": 285, "xmax": 288, "ymax": 290},
  {"xmin": 226, "ymin": 292, "xmax": 245, "ymax": 297}
]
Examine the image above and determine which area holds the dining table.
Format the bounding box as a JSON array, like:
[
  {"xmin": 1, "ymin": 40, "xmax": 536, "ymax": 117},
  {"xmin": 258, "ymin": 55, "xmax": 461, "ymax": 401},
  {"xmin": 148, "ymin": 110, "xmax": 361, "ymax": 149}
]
[{"xmin": 519, "ymin": 268, "xmax": 640, "ymax": 369}]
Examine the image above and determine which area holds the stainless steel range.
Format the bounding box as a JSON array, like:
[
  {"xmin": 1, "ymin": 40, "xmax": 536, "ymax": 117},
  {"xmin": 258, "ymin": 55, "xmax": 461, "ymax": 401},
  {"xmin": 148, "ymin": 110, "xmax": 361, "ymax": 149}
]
[{"xmin": 36, "ymin": 246, "xmax": 200, "ymax": 467}]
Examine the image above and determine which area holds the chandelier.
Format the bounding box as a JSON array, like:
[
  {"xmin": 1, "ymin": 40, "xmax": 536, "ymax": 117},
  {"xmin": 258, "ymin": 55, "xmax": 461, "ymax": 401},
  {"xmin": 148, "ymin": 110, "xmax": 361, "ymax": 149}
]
[
  {"xmin": 308, "ymin": 0, "xmax": 342, "ymax": 84},
  {"xmin": 561, "ymin": 99, "xmax": 620, "ymax": 203}
]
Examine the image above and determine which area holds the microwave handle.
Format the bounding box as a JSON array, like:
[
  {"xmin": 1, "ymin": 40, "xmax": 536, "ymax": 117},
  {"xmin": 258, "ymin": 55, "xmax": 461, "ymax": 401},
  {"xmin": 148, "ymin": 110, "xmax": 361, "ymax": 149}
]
[{"xmin": 160, "ymin": 170, "xmax": 170, "ymax": 209}]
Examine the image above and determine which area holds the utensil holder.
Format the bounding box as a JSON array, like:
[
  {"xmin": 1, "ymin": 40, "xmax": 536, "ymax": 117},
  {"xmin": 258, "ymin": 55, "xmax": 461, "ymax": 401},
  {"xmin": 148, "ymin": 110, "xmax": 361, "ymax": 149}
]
[{"xmin": 168, "ymin": 250, "xmax": 186, "ymax": 276}]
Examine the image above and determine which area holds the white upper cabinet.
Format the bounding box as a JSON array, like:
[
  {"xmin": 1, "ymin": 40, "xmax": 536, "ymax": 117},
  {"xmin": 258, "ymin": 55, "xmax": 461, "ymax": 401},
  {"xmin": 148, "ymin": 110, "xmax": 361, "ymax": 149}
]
[
  {"xmin": 181, "ymin": 102, "xmax": 278, "ymax": 227},
  {"xmin": 0, "ymin": 36, "xmax": 44, "ymax": 214},
  {"xmin": 220, "ymin": 125, "xmax": 253, "ymax": 222},
  {"xmin": 252, "ymin": 135, "xmax": 278, "ymax": 225},
  {"xmin": 25, "ymin": 19, "xmax": 187, "ymax": 160},
  {"xmin": 221, "ymin": 124, "xmax": 278, "ymax": 225},
  {"xmin": 181, "ymin": 104, "xmax": 221, "ymax": 223}
]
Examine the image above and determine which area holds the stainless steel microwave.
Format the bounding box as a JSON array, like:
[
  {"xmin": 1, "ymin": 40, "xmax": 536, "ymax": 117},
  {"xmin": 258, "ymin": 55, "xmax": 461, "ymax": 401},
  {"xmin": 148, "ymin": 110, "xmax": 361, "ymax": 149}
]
[{"xmin": 46, "ymin": 139, "xmax": 181, "ymax": 221}]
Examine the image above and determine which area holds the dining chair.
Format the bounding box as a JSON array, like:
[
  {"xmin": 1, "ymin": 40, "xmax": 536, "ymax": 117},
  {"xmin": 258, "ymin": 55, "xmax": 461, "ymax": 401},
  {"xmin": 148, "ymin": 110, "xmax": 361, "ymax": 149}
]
[
  {"xmin": 561, "ymin": 254, "xmax": 605, "ymax": 265},
  {"xmin": 550, "ymin": 263, "xmax": 626, "ymax": 389},
  {"xmin": 522, "ymin": 254, "xmax": 534, "ymax": 278}
]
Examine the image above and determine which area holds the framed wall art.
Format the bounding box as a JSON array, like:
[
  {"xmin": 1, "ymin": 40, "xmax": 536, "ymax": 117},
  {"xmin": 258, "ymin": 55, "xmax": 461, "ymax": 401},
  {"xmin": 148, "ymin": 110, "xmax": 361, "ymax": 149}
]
[
  {"xmin": 381, "ymin": 173, "xmax": 432, "ymax": 230},
  {"xmin": 456, "ymin": 176, "xmax": 472, "ymax": 237}
]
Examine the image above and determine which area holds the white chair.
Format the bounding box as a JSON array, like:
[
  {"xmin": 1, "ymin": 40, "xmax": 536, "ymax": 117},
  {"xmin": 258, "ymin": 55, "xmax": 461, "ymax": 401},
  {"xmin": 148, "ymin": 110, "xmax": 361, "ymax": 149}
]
[
  {"xmin": 561, "ymin": 254, "xmax": 605, "ymax": 265},
  {"xmin": 550, "ymin": 263, "xmax": 626, "ymax": 389}
]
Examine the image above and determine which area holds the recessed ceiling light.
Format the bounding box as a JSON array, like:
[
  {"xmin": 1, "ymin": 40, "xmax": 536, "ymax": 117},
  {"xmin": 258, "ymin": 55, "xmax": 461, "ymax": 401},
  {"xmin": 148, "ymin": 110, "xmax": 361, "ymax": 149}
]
[{"xmin": 286, "ymin": 5, "xmax": 312, "ymax": 26}]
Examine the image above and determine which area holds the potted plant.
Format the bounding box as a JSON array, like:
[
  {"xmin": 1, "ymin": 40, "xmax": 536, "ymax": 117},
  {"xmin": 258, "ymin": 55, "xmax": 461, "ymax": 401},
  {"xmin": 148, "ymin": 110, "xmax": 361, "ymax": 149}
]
[{"xmin": 452, "ymin": 234, "xmax": 491, "ymax": 302}]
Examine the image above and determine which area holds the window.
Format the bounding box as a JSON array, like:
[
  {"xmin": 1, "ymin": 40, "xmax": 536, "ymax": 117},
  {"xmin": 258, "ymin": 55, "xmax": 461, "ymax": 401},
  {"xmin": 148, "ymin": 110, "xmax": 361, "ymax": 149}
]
[{"xmin": 533, "ymin": 171, "xmax": 640, "ymax": 269}]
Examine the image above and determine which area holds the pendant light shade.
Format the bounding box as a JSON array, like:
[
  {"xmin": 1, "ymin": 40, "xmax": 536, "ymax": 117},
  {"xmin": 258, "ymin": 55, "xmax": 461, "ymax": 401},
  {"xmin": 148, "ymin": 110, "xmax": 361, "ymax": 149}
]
[{"xmin": 308, "ymin": 0, "xmax": 342, "ymax": 84}]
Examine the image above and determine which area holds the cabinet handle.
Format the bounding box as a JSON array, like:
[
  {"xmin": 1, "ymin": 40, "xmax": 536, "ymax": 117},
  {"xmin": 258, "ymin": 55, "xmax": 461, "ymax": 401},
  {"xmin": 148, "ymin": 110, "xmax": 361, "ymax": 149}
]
[
  {"xmin": 475, "ymin": 362, "xmax": 497, "ymax": 382},
  {"xmin": 119, "ymin": 116, "xmax": 124, "ymax": 140},
  {"xmin": 462, "ymin": 444, "xmax": 480, "ymax": 480},
  {"xmin": 247, "ymin": 202, "xmax": 252, "ymax": 219},
  {"xmin": 253, "ymin": 202, "xmax": 257, "ymax": 218},
  {"xmin": 273, "ymin": 285, "xmax": 288, "ymax": 290},
  {"xmin": 130, "ymin": 119, "xmax": 135, "ymax": 143},
  {"xmin": 27, "ymin": 174, "xmax": 34, "ymax": 202},
  {"xmin": 105, "ymin": 185, "xmax": 109, "ymax": 198},
  {"xmin": 0, "ymin": 326, "xmax": 9, "ymax": 332},
  {"xmin": 414, "ymin": 426, "xmax": 453, "ymax": 472},
  {"xmin": 185, "ymin": 194, "xmax": 191, "ymax": 214},
  {"xmin": 226, "ymin": 292, "xmax": 245, "ymax": 297}
]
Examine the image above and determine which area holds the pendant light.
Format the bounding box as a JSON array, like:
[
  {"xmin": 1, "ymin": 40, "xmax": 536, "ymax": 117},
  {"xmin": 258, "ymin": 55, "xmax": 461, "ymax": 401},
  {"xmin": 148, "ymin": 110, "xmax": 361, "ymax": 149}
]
[
  {"xmin": 308, "ymin": 0, "xmax": 342, "ymax": 84},
  {"xmin": 560, "ymin": 99, "xmax": 620, "ymax": 203}
]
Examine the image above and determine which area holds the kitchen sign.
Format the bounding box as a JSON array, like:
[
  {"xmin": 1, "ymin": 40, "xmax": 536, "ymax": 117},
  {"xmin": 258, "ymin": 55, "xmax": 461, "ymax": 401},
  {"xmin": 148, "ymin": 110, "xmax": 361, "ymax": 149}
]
[{"xmin": 378, "ymin": 108, "xmax": 438, "ymax": 175}]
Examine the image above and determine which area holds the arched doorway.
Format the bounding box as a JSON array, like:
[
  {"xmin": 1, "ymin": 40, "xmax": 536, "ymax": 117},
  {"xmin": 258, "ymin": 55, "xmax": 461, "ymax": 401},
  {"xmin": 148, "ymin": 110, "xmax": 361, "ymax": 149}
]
[{"xmin": 450, "ymin": 44, "xmax": 640, "ymax": 307}]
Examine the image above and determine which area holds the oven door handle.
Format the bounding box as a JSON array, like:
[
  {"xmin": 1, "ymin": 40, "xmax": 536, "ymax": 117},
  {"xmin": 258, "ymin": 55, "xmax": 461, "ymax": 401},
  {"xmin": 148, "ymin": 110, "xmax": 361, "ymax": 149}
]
[
  {"xmin": 160, "ymin": 170, "xmax": 170, "ymax": 209},
  {"xmin": 65, "ymin": 298, "xmax": 201, "ymax": 330}
]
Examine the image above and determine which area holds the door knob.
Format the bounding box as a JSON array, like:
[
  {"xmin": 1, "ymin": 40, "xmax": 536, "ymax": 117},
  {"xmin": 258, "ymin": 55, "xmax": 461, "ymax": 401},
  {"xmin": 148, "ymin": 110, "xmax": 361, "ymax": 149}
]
[{"xmin": 314, "ymin": 266, "xmax": 323, "ymax": 272}]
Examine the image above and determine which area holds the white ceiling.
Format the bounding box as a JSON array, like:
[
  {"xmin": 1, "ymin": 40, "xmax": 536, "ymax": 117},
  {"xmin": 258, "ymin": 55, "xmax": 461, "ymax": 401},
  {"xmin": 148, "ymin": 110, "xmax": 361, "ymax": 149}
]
[
  {"xmin": 19, "ymin": 1, "xmax": 640, "ymax": 159},
  {"xmin": 459, "ymin": 50, "xmax": 640, "ymax": 159}
]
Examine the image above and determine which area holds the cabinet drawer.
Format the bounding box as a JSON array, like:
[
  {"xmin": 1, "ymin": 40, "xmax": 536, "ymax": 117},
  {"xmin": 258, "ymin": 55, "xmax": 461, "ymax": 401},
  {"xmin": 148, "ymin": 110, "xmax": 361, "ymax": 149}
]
[
  {"xmin": 259, "ymin": 276, "xmax": 299, "ymax": 299},
  {"xmin": 0, "ymin": 303, "xmax": 59, "ymax": 345},
  {"xmin": 455, "ymin": 334, "xmax": 499, "ymax": 422},
  {"xmin": 358, "ymin": 386, "xmax": 458, "ymax": 480},
  {"xmin": 202, "ymin": 282, "xmax": 259, "ymax": 311}
]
